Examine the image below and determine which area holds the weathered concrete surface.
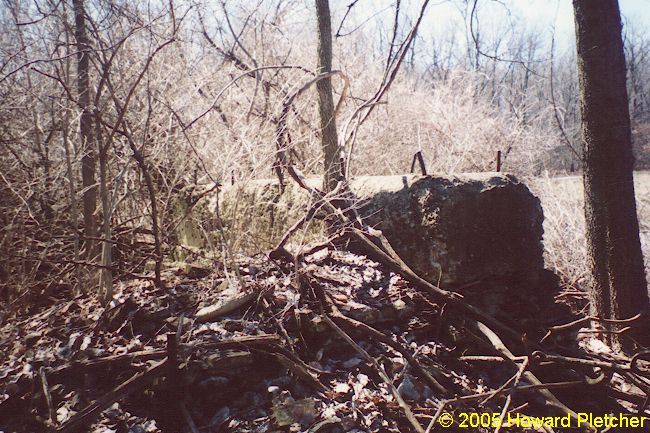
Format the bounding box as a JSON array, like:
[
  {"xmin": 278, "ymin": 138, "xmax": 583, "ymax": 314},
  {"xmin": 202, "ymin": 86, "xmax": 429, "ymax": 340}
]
[{"xmin": 214, "ymin": 173, "xmax": 545, "ymax": 287}]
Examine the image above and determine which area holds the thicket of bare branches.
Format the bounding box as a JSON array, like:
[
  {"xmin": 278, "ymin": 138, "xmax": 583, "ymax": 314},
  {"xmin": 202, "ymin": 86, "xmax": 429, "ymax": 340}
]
[{"xmin": 1, "ymin": 0, "xmax": 649, "ymax": 307}]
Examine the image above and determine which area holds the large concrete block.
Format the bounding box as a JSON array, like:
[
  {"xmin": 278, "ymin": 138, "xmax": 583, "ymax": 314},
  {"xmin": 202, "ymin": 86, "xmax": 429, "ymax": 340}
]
[{"xmin": 352, "ymin": 174, "xmax": 544, "ymax": 286}]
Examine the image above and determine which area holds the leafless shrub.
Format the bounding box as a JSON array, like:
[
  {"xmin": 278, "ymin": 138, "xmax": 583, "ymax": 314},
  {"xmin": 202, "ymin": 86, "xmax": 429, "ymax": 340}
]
[
  {"xmin": 531, "ymin": 173, "xmax": 650, "ymax": 296},
  {"xmin": 1, "ymin": 0, "xmax": 649, "ymax": 310}
]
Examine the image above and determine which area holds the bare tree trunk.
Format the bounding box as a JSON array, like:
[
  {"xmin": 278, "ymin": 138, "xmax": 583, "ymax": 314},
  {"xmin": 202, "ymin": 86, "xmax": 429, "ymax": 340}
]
[
  {"xmin": 62, "ymin": 0, "xmax": 83, "ymax": 295},
  {"xmin": 573, "ymin": 0, "xmax": 649, "ymax": 348},
  {"xmin": 74, "ymin": 0, "xmax": 97, "ymax": 258},
  {"xmin": 97, "ymin": 132, "xmax": 113, "ymax": 303},
  {"xmin": 63, "ymin": 113, "xmax": 83, "ymax": 294},
  {"xmin": 315, "ymin": 0, "xmax": 341, "ymax": 192},
  {"xmin": 130, "ymin": 145, "xmax": 162, "ymax": 288}
]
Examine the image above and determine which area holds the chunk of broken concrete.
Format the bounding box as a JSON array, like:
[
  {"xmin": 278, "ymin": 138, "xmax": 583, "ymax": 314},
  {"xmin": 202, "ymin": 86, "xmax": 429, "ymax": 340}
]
[{"xmin": 354, "ymin": 174, "xmax": 544, "ymax": 287}]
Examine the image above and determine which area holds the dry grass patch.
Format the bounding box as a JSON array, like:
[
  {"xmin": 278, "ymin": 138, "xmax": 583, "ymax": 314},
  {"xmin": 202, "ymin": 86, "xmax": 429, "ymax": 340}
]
[{"xmin": 530, "ymin": 172, "xmax": 650, "ymax": 299}]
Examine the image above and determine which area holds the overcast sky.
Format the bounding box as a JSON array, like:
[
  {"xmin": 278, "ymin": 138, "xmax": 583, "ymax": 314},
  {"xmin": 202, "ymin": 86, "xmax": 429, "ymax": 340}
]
[
  {"xmin": 488, "ymin": 0, "xmax": 649, "ymax": 44},
  {"xmin": 334, "ymin": 0, "xmax": 650, "ymax": 56}
]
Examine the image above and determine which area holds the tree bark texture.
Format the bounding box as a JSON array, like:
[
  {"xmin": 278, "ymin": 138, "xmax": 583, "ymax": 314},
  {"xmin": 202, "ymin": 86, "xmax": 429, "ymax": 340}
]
[
  {"xmin": 315, "ymin": 0, "xmax": 341, "ymax": 192},
  {"xmin": 74, "ymin": 0, "xmax": 97, "ymax": 257},
  {"xmin": 573, "ymin": 0, "xmax": 648, "ymax": 340}
]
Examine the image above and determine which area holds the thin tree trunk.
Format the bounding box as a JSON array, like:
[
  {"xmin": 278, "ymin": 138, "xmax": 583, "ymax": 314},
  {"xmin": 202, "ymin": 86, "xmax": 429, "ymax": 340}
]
[
  {"xmin": 97, "ymin": 127, "xmax": 113, "ymax": 303},
  {"xmin": 74, "ymin": 0, "xmax": 97, "ymax": 258},
  {"xmin": 315, "ymin": 0, "xmax": 341, "ymax": 192},
  {"xmin": 573, "ymin": 0, "xmax": 649, "ymax": 348},
  {"xmin": 130, "ymin": 145, "xmax": 162, "ymax": 288},
  {"xmin": 63, "ymin": 114, "xmax": 82, "ymax": 294},
  {"xmin": 63, "ymin": 0, "xmax": 83, "ymax": 294}
]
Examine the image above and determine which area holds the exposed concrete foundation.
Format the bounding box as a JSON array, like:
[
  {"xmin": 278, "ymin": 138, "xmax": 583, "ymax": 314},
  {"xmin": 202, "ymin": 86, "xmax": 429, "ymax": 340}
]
[{"xmin": 213, "ymin": 173, "xmax": 545, "ymax": 288}]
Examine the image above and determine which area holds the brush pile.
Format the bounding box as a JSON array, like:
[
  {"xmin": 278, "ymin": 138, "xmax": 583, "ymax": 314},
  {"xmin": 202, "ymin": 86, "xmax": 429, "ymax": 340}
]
[
  {"xmin": 1, "ymin": 242, "xmax": 649, "ymax": 433},
  {"xmin": 2, "ymin": 174, "xmax": 649, "ymax": 433}
]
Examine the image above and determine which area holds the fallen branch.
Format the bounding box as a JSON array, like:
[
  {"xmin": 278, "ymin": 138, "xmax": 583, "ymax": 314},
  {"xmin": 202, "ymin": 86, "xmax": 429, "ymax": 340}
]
[
  {"xmin": 50, "ymin": 334, "xmax": 284, "ymax": 431},
  {"xmin": 473, "ymin": 321, "xmax": 595, "ymax": 432},
  {"xmin": 541, "ymin": 312, "xmax": 643, "ymax": 343},
  {"xmin": 57, "ymin": 358, "xmax": 169, "ymax": 432},
  {"xmin": 322, "ymin": 314, "xmax": 425, "ymax": 433},
  {"xmin": 329, "ymin": 311, "xmax": 448, "ymax": 395},
  {"xmin": 494, "ymin": 357, "xmax": 529, "ymax": 433},
  {"xmin": 39, "ymin": 367, "xmax": 56, "ymax": 427},
  {"xmin": 424, "ymin": 378, "xmax": 599, "ymax": 433},
  {"xmin": 195, "ymin": 290, "xmax": 258, "ymax": 322}
]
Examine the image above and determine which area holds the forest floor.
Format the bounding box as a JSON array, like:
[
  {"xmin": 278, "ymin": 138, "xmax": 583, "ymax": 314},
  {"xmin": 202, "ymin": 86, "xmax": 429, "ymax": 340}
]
[{"xmin": 1, "ymin": 244, "xmax": 649, "ymax": 433}]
